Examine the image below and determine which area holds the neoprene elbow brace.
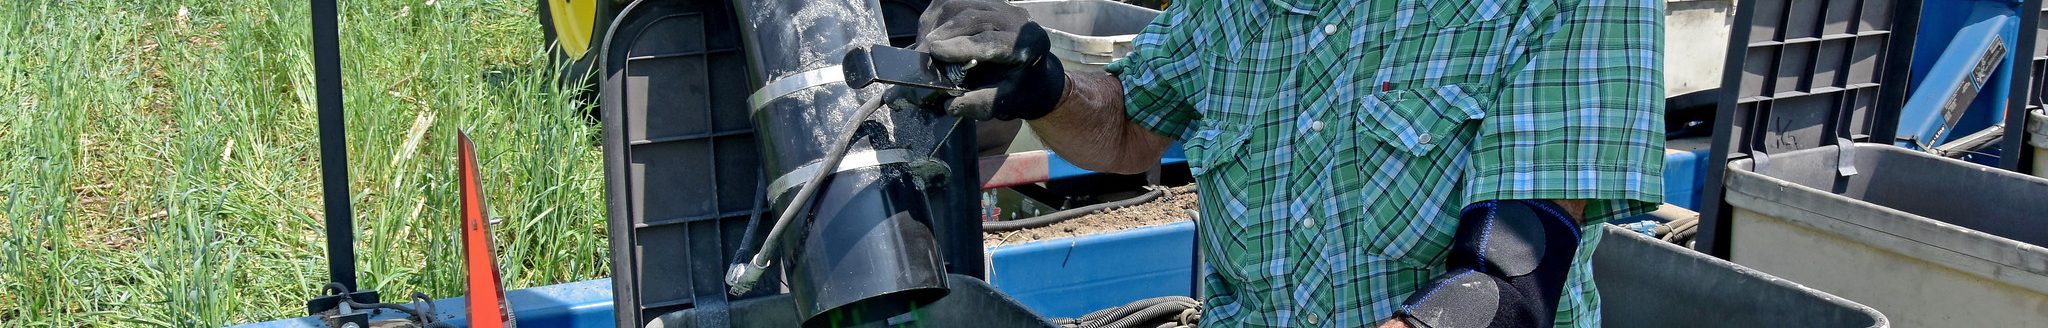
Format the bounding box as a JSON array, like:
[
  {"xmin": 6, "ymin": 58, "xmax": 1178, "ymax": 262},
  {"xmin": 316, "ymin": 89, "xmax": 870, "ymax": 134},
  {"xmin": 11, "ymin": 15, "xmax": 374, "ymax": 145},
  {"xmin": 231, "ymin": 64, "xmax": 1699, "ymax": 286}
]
[{"xmin": 1397, "ymin": 200, "xmax": 1583, "ymax": 328}]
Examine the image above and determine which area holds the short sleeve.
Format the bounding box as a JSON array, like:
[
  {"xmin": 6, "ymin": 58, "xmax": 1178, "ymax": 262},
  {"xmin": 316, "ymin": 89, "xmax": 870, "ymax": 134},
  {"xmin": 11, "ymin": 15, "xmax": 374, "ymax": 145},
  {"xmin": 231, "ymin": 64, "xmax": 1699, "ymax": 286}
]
[
  {"xmin": 1466, "ymin": 0, "xmax": 1666, "ymax": 225},
  {"xmin": 1103, "ymin": 0, "xmax": 1210, "ymax": 140}
]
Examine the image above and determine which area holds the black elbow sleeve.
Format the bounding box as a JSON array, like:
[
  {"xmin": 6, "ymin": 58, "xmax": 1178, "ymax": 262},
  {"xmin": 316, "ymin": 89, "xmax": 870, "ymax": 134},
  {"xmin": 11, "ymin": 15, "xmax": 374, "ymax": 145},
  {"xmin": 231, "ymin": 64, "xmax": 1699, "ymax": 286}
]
[{"xmin": 1397, "ymin": 200, "xmax": 1584, "ymax": 328}]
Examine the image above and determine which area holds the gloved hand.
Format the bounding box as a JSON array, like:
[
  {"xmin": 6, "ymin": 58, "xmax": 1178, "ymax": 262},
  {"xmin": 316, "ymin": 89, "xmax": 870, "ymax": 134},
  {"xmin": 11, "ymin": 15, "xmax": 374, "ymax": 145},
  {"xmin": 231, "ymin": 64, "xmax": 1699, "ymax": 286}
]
[
  {"xmin": 888, "ymin": 0, "xmax": 1067, "ymax": 121},
  {"xmin": 1396, "ymin": 200, "xmax": 1583, "ymax": 328}
]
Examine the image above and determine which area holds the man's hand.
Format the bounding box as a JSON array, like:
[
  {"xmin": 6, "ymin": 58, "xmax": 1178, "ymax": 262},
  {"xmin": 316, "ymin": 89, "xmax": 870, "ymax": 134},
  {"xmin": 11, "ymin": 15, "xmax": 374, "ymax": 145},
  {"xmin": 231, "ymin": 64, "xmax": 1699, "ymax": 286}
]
[
  {"xmin": 895, "ymin": 1, "xmax": 1173, "ymax": 174},
  {"xmin": 888, "ymin": 0, "xmax": 1068, "ymax": 121}
]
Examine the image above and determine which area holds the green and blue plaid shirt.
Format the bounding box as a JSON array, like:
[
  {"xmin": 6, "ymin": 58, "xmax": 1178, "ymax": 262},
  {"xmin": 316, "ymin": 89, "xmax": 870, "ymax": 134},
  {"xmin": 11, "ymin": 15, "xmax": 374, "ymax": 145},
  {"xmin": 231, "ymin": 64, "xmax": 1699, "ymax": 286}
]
[{"xmin": 1103, "ymin": 0, "xmax": 1664, "ymax": 326}]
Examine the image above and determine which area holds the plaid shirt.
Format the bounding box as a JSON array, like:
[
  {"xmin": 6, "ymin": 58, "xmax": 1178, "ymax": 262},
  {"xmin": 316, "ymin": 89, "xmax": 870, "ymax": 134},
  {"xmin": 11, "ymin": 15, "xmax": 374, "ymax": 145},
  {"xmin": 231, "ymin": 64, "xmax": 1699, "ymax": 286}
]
[{"xmin": 1103, "ymin": 0, "xmax": 1664, "ymax": 326}]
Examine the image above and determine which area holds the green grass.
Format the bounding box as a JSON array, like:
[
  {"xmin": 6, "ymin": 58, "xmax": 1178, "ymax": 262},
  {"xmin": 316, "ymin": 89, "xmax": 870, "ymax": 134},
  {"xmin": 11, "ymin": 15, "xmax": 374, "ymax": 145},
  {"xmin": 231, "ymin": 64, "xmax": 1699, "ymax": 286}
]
[{"xmin": 0, "ymin": 1, "xmax": 608, "ymax": 326}]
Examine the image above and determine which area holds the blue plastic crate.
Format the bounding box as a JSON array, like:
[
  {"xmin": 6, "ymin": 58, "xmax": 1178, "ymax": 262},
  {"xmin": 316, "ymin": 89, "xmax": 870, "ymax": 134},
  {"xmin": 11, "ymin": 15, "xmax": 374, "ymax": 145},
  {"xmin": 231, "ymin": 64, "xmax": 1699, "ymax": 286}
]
[{"xmin": 985, "ymin": 222, "xmax": 1198, "ymax": 318}]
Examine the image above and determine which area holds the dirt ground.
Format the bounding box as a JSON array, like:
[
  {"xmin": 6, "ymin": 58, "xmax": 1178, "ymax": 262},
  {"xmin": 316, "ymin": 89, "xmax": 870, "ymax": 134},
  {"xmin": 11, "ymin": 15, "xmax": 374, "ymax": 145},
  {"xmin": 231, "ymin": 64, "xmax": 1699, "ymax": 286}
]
[{"xmin": 984, "ymin": 184, "xmax": 1199, "ymax": 248}]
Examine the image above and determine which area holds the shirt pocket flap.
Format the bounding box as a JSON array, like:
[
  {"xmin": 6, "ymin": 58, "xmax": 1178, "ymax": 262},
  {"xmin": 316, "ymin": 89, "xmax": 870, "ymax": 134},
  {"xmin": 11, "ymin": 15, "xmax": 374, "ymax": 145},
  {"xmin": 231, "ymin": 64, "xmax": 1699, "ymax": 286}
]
[
  {"xmin": 1420, "ymin": 0, "xmax": 1526, "ymax": 27},
  {"xmin": 1185, "ymin": 123, "xmax": 1253, "ymax": 177},
  {"xmin": 1354, "ymin": 84, "xmax": 1487, "ymax": 156}
]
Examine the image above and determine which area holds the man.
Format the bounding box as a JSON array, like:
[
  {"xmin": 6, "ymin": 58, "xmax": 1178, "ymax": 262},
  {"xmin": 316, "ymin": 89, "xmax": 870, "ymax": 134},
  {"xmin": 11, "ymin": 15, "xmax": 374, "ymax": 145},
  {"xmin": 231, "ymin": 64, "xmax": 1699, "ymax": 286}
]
[{"xmin": 896, "ymin": 0, "xmax": 1664, "ymax": 326}]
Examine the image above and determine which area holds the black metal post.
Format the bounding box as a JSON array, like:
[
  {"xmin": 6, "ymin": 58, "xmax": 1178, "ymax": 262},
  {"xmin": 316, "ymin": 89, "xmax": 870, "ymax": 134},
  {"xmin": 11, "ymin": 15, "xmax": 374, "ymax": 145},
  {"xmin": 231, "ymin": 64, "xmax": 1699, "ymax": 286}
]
[
  {"xmin": 312, "ymin": 0, "xmax": 358, "ymax": 294},
  {"xmin": 1692, "ymin": 0, "xmax": 1759, "ymax": 258},
  {"xmin": 304, "ymin": 1, "xmax": 377, "ymax": 321},
  {"xmin": 305, "ymin": 0, "xmax": 380, "ymax": 320},
  {"xmin": 2001, "ymin": 0, "xmax": 2042, "ymax": 172},
  {"xmin": 1868, "ymin": 2, "xmax": 1922, "ymax": 149}
]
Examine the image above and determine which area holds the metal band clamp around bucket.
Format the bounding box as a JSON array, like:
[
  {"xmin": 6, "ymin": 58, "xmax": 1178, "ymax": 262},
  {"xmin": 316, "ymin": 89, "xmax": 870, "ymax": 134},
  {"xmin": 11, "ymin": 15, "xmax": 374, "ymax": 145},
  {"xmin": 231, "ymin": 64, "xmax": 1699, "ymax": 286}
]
[
  {"xmin": 748, "ymin": 65, "xmax": 846, "ymax": 112},
  {"xmin": 766, "ymin": 148, "xmax": 914, "ymax": 202}
]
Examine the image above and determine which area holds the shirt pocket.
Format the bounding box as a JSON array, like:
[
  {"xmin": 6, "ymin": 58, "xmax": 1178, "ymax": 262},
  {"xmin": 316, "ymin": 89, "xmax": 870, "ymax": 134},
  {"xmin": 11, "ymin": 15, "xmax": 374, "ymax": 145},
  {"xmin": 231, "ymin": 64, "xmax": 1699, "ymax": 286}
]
[
  {"xmin": 1341, "ymin": 84, "xmax": 1485, "ymax": 262},
  {"xmin": 1418, "ymin": 0, "xmax": 1526, "ymax": 28},
  {"xmin": 1185, "ymin": 122, "xmax": 1270, "ymax": 286},
  {"xmin": 1353, "ymin": 84, "xmax": 1488, "ymax": 157},
  {"xmin": 1185, "ymin": 122, "xmax": 1252, "ymax": 179}
]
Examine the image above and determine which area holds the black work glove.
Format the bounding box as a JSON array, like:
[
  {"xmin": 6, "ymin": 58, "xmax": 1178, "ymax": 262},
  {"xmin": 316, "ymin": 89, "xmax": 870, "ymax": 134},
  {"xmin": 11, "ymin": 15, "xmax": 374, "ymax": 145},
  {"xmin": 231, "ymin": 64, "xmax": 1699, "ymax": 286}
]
[
  {"xmin": 887, "ymin": 0, "xmax": 1067, "ymax": 121},
  {"xmin": 1397, "ymin": 200, "xmax": 1583, "ymax": 328}
]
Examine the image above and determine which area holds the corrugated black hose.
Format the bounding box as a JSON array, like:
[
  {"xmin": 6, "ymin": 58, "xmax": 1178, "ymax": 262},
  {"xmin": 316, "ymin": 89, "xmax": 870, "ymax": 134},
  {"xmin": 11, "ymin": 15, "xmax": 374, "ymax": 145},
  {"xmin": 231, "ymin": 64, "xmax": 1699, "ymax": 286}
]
[{"xmin": 1050, "ymin": 296, "xmax": 1201, "ymax": 328}]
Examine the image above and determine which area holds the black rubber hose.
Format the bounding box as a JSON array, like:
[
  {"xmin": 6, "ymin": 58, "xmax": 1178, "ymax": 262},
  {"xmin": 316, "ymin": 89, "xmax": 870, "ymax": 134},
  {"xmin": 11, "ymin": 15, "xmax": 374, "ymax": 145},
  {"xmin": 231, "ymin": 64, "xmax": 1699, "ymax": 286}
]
[
  {"xmin": 1664, "ymin": 215, "xmax": 1701, "ymax": 245},
  {"xmin": 754, "ymin": 96, "xmax": 885, "ymax": 260},
  {"xmin": 409, "ymin": 292, "xmax": 457, "ymax": 328},
  {"xmin": 1659, "ymin": 214, "xmax": 1700, "ymax": 244},
  {"xmin": 982, "ymin": 189, "xmax": 1166, "ymax": 232},
  {"xmin": 730, "ymin": 170, "xmax": 770, "ymax": 265},
  {"xmin": 347, "ymin": 301, "xmax": 425, "ymax": 319},
  {"xmin": 728, "ymin": 95, "xmax": 885, "ymax": 294},
  {"xmin": 322, "ymin": 283, "xmax": 454, "ymax": 327}
]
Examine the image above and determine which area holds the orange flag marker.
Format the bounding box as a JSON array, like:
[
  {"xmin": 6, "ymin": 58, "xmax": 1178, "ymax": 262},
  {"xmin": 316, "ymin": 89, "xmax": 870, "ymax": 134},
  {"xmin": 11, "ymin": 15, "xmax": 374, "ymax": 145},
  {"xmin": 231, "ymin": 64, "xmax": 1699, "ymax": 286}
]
[{"xmin": 458, "ymin": 131, "xmax": 514, "ymax": 328}]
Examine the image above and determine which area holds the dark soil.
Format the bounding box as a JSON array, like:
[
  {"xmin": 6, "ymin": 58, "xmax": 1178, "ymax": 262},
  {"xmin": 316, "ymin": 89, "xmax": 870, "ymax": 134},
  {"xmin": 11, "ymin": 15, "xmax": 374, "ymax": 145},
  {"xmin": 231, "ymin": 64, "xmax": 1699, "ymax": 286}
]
[{"xmin": 984, "ymin": 184, "xmax": 1198, "ymax": 248}]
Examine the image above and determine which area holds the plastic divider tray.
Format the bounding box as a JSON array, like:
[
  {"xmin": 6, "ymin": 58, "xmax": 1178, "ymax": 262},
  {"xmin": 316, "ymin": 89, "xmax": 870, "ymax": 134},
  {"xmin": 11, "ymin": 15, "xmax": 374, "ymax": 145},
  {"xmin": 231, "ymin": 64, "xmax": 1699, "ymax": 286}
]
[
  {"xmin": 1725, "ymin": 143, "xmax": 2048, "ymax": 327},
  {"xmin": 1593, "ymin": 225, "xmax": 1888, "ymax": 327},
  {"xmin": 1734, "ymin": 0, "xmax": 1901, "ymax": 152},
  {"xmin": 598, "ymin": 2, "xmax": 765, "ymax": 325},
  {"xmin": 1699, "ymin": 0, "xmax": 1923, "ymax": 256}
]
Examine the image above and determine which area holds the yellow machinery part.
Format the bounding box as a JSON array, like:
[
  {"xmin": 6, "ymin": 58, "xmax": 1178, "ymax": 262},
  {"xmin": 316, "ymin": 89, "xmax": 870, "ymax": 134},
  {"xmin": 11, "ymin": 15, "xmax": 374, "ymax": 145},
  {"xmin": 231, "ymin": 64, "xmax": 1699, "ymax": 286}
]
[{"xmin": 546, "ymin": 0, "xmax": 599, "ymax": 60}]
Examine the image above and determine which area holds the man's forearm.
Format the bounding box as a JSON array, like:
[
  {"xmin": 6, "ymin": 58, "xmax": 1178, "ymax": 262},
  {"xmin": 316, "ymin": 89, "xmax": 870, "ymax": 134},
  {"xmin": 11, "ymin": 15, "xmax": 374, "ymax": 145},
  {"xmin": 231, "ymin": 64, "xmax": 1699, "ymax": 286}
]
[
  {"xmin": 1026, "ymin": 70, "xmax": 1175, "ymax": 174},
  {"xmin": 1548, "ymin": 199, "xmax": 1587, "ymax": 224}
]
